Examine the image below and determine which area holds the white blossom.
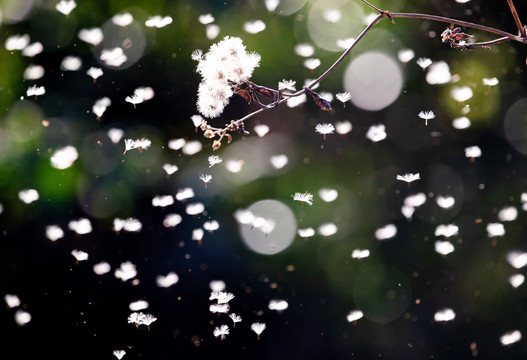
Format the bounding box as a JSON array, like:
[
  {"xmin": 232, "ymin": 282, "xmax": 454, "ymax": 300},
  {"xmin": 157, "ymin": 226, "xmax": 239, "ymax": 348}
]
[
  {"xmin": 213, "ymin": 325, "xmax": 230, "ymax": 340},
  {"xmin": 397, "ymin": 173, "xmax": 420, "ymax": 184},
  {"xmin": 315, "ymin": 123, "xmax": 334, "ymax": 139},
  {"xmin": 293, "ymin": 192, "xmax": 313, "ymax": 206},
  {"xmin": 418, "ymin": 110, "xmax": 435, "ymax": 126},
  {"xmin": 251, "ymin": 322, "xmax": 266, "ymax": 340}
]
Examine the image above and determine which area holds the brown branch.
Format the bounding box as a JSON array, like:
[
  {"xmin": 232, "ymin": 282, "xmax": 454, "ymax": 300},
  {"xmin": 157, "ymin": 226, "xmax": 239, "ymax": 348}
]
[
  {"xmin": 506, "ymin": 0, "xmax": 526, "ymax": 38},
  {"xmin": 202, "ymin": 0, "xmax": 527, "ymax": 149}
]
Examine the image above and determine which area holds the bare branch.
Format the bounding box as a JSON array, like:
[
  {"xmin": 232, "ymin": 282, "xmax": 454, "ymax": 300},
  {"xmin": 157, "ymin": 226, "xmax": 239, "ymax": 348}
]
[{"xmin": 506, "ymin": 0, "xmax": 526, "ymax": 38}]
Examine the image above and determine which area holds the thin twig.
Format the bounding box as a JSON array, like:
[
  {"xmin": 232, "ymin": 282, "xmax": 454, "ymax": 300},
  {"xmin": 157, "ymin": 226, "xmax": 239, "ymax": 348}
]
[
  {"xmin": 389, "ymin": 12, "xmax": 525, "ymax": 42},
  {"xmin": 506, "ymin": 0, "xmax": 526, "ymax": 38},
  {"xmin": 203, "ymin": 0, "xmax": 527, "ymax": 147}
]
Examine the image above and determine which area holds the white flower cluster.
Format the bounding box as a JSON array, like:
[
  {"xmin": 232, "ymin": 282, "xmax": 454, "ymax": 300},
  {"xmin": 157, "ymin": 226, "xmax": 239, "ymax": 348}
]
[{"xmin": 193, "ymin": 36, "xmax": 261, "ymax": 118}]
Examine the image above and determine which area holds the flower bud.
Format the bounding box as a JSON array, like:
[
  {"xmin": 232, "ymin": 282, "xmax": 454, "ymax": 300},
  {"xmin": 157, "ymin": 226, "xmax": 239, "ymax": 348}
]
[{"xmin": 212, "ymin": 140, "xmax": 221, "ymax": 151}]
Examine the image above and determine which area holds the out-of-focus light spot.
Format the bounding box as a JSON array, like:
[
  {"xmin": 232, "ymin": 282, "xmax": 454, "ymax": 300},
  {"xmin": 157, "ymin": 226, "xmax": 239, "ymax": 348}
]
[
  {"xmin": 186, "ymin": 203, "xmax": 205, "ymax": 215},
  {"xmin": 254, "ymin": 124, "xmax": 270, "ymax": 137},
  {"xmin": 452, "ymin": 116, "xmax": 471, "ymax": 129},
  {"xmin": 145, "ymin": 15, "xmax": 172, "ymax": 28},
  {"xmin": 156, "ymin": 273, "xmax": 179, "ymax": 288},
  {"xmin": 401, "ymin": 205, "xmax": 415, "ymax": 219},
  {"xmin": 71, "ymin": 249, "xmax": 89, "ymax": 262},
  {"xmin": 163, "ymin": 213, "xmax": 182, "ymax": 228},
  {"xmin": 274, "ymin": 0, "xmax": 306, "ymax": 16},
  {"xmin": 486, "ymin": 223, "xmax": 505, "ymax": 237},
  {"xmin": 18, "ymin": 189, "xmax": 39, "ymax": 204},
  {"xmin": 434, "ymin": 308, "xmax": 455, "ymax": 322},
  {"xmin": 15, "ymin": 309, "xmax": 31, "ymax": 326},
  {"xmin": 375, "ymin": 224, "xmax": 397, "ymax": 240},
  {"xmin": 398, "ymin": 48, "xmax": 415, "ymax": 63},
  {"xmin": 152, "ymin": 195, "xmax": 174, "ymax": 207},
  {"xmin": 404, "ymin": 193, "xmax": 426, "ymax": 207},
  {"xmin": 426, "ymin": 61, "xmax": 451, "ymax": 85},
  {"xmin": 56, "ymin": 0, "xmax": 76, "ymax": 15},
  {"xmin": 346, "ymin": 310, "xmax": 364, "ymax": 322},
  {"xmin": 509, "ymin": 274, "xmax": 525, "ymax": 288},
  {"xmin": 1, "ymin": 0, "xmax": 35, "ymax": 23},
  {"xmin": 319, "ymin": 188, "xmax": 338, "ymax": 202},
  {"xmin": 129, "ymin": 300, "xmax": 149, "ymax": 311},
  {"xmin": 335, "ymin": 120, "xmax": 352, "ymax": 134},
  {"xmin": 286, "ymin": 93, "xmax": 306, "ymax": 108},
  {"xmin": 23, "ymin": 65, "xmax": 44, "ymax": 80},
  {"xmin": 365, "ymin": 124, "xmax": 387, "ymax": 142},
  {"xmin": 323, "ymin": 8, "xmax": 341, "ymax": 23},
  {"xmin": 206, "ymin": 24, "xmax": 220, "ymax": 40},
  {"xmin": 209, "ymin": 280, "xmax": 226, "ymax": 292},
  {"xmin": 163, "ymin": 164, "xmax": 178, "ymax": 175},
  {"xmin": 268, "ymin": 154, "xmax": 287, "ymax": 170},
  {"xmin": 451, "ymin": 86, "xmax": 473, "ymax": 102},
  {"xmin": 268, "ymin": 299, "xmax": 288, "ymax": 311},
  {"xmin": 60, "ymin": 56, "xmax": 82, "ymax": 71},
  {"xmin": 114, "ymin": 261, "xmax": 137, "ymax": 281},
  {"xmin": 176, "ymin": 188, "xmax": 194, "ymax": 201},
  {"xmin": 435, "ymin": 224, "xmax": 459, "ymax": 238},
  {"xmin": 318, "ymin": 223, "xmax": 338, "ymax": 237},
  {"xmin": 244, "ymin": 20, "xmax": 266, "ymax": 34},
  {"xmin": 504, "ymin": 98, "xmax": 527, "ymax": 155},
  {"xmin": 22, "ymin": 42, "xmax": 43, "ymax": 57},
  {"xmin": 344, "ymin": 52, "xmax": 402, "ymax": 111},
  {"xmin": 482, "ymin": 77, "xmax": 499, "ymax": 86},
  {"xmin": 336, "ymin": 37, "xmax": 355, "ymax": 50},
  {"xmin": 304, "ymin": 58, "xmax": 321, "ymax": 70},
  {"xmin": 223, "ymin": 158, "xmax": 245, "ymax": 172},
  {"xmin": 192, "ymin": 228, "xmax": 204, "ymax": 242},
  {"xmin": 307, "ymin": 0, "xmax": 363, "ymax": 51},
  {"xmin": 351, "ymin": 249, "xmax": 370, "ymax": 259},
  {"xmin": 435, "ymin": 241, "xmax": 455, "ymax": 255},
  {"xmin": 5, "ymin": 294, "xmax": 21, "ymax": 308},
  {"xmin": 199, "ymin": 14, "xmax": 214, "ymax": 25},
  {"xmin": 5, "ymin": 34, "xmax": 30, "ymax": 50},
  {"xmin": 500, "ymin": 330, "xmax": 522, "ymax": 346},
  {"xmin": 78, "ymin": 27, "xmax": 103, "ymax": 46},
  {"xmin": 182, "ymin": 140, "xmax": 202, "ymax": 155},
  {"xmin": 265, "ymin": 0, "xmax": 280, "ymax": 12},
  {"xmin": 50, "ymin": 145, "xmax": 78, "ymax": 169},
  {"xmin": 46, "ymin": 225, "xmax": 64, "ymax": 242},
  {"xmin": 112, "ymin": 13, "xmax": 133, "ymax": 26},
  {"xmin": 294, "ymin": 43, "xmax": 314, "ymax": 57},
  {"xmin": 507, "ymin": 251, "xmax": 527, "ymax": 269},
  {"xmin": 168, "ymin": 138, "xmax": 186, "ymax": 150},
  {"xmin": 68, "ymin": 218, "xmax": 92, "ymax": 235},
  {"xmin": 297, "ymin": 227, "xmax": 315, "ymax": 238},
  {"xmin": 498, "ymin": 206, "xmax": 517, "ymax": 222},
  {"xmin": 239, "ymin": 200, "xmax": 296, "ymax": 255},
  {"xmin": 436, "ymin": 195, "xmax": 455, "ymax": 209},
  {"xmin": 203, "ymin": 220, "xmax": 220, "ymax": 232},
  {"xmin": 113, "ymin": 218, "xmax": 142, "ymax": 232},
  {"xmin": 93, "ymin": 262, "xmax": 111, "ymax": 275}
]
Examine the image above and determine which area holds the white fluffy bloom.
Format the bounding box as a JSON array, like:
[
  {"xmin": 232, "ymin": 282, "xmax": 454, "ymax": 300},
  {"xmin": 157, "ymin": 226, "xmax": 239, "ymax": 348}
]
[
  {"xmin": 293, "ymin": 192, "xmax": 313, "ymax": 206},
  {"xmin": 251, "ymin": 322, "xmax": 266, "ymax": 340},
  {"xmin": 194, "ymin": 36, "xmax": 261, "ymax": 118},
  {"xmin": 213, "ymin": 325, "xmax": 230, "ymax": 340}
]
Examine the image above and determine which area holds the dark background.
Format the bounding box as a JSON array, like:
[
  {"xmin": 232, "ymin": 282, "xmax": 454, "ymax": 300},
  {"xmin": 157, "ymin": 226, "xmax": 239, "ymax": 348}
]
[{"xmin": 1, "ymin": 0, "xmax": 527, "ymax": 359}]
